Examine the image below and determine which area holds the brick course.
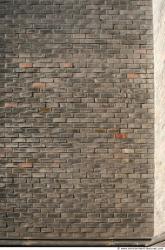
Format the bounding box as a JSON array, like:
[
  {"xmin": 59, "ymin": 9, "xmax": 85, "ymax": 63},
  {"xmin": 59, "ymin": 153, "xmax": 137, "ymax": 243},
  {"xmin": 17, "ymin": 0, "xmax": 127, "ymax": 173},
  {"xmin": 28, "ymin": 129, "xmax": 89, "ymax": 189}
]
[{"xmin": 0, "ymin": 0, "xmax": 154, "ymax": 240}]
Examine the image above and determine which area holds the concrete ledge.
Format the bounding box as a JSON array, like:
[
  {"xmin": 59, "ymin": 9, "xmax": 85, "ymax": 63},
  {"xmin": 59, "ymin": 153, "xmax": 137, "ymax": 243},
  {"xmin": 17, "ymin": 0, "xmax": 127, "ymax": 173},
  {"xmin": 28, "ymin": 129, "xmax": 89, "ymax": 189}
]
[
  {"xmin": 148, "ymin": 233, "xmax": 165, "ymax": 247},
  {"xmin": 0, "ymin": 239, "xmax": 151, "ymax": 247}
]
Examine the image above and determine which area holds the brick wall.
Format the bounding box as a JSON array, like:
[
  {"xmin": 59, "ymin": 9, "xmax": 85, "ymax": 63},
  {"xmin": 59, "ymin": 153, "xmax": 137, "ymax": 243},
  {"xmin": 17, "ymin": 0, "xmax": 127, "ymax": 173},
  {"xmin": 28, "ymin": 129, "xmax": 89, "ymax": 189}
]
[
  {"xmin": 0, "ymin": 0, "xmax": 154, "ymax": 240},
  {"xmin": 153, "ymin": 0, "xmax": 165, "ymax": 237}
]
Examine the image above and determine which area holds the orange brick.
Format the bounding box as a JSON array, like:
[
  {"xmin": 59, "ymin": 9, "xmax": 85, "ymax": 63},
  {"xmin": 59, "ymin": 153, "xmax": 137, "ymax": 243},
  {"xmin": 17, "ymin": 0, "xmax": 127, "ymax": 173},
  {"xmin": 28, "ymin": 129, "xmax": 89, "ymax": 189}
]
[
  {"xmin": 114, "ymin": 133, "xmax": 128, "ymax": 139},
  {"xmin": 127, "ymin": 73, "xmax": 139, "ymax": 79},
  {"xmin": 5, "ymin": 102, "xmax": 17, "ymax": 108},
  {"xmin": 19, "ymin": 63, "xmax": 33, "ymax": 68},
  {"xmin": 95, "ymin": 128, "xmax": 106, "ymax": 133},
  {"xmin": 32, "ymin": 82, "xmax": 46, "ymax": 89},
  {"xmin": 19, "ymin": 163, "xmax": 33, "ymax": 168},
  {"xmin": 40, "ymin": 107, "xmax": 51, "ymax": 113},
  {"xmin": 60, "ymin": 63, "xmax": 73, "ymax": 68}
]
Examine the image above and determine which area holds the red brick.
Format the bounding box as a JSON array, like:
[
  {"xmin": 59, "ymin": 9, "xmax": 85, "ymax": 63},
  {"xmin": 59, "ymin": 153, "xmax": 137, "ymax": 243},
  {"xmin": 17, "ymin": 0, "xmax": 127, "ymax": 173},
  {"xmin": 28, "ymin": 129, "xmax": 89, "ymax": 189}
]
[
  {"xmin": 60, "ymin": 63, "xmax": 73, "ymax": 68},
  {"xmin": 5, "ymin": 102, "xmax": 17, "ymax": 108},
  {"xmin": 19, "ymin": 163, "xmax": 33, "ymax": 168},
  {"xmin": 32, "ymin": 82, "xmax": 46, "ymax": 89},
  {"xmin": 114, "ymin": 133, "xmax": 128, "ymax": 139},
  {"xmin": 127, "ymin": 73, "xmax": 139, "ymax": 79},
  {"xmin": 19, "ymin": 63, "xmax": 33, "ymax": 68}
]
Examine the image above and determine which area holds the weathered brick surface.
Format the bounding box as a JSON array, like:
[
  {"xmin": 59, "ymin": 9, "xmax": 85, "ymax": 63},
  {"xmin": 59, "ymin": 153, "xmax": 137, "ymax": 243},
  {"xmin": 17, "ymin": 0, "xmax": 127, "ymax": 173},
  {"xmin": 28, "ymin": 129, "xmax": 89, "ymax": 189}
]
[
  {"xmin": 153, "ymin": 0, "xmax": 165, "ymax": 238},
  {"xmin": 0, "ymin": 0, "xmax": 154, "ymax": 240}
]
